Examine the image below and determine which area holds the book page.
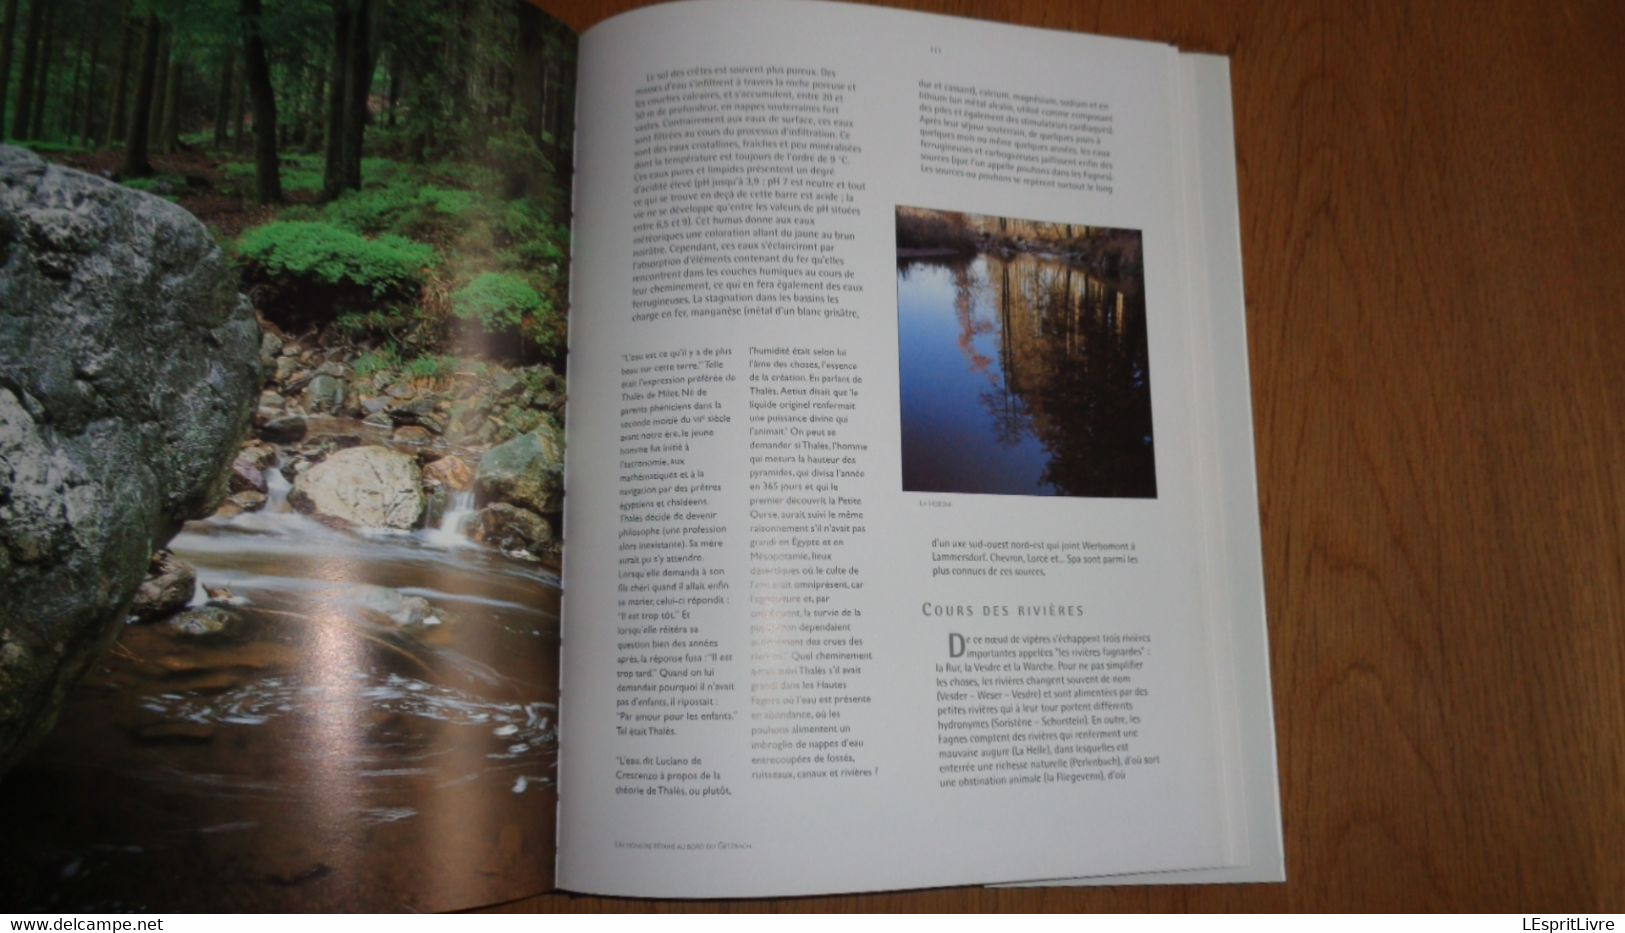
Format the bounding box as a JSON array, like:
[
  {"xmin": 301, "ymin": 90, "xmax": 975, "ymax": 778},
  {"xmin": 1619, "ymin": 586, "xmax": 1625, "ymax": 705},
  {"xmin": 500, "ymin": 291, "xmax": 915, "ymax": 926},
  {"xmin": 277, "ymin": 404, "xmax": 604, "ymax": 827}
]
[
  {"xmin": 1018, "ymin": 52, "xmax": 1283, "ymax": 889},
  {"xmin": 561, "ymin": 0, "xmax": 1260, "ymax": 897}
]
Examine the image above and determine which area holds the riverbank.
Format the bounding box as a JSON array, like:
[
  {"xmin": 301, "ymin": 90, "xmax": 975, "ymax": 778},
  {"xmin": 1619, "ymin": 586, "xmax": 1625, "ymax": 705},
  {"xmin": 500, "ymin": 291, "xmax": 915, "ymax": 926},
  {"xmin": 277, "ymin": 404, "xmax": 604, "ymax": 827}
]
[{"xmin": 0, "ymin": 312, "xmax": 567, "ymax": 912}]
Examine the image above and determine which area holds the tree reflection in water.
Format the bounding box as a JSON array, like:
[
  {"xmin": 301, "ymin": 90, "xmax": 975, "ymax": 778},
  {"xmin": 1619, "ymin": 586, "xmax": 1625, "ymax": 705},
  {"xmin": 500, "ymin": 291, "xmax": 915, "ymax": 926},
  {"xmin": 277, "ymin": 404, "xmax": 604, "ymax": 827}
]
[{"xmin": 898, "ymin": 251, "xmax": 1155, "ymax": 498}]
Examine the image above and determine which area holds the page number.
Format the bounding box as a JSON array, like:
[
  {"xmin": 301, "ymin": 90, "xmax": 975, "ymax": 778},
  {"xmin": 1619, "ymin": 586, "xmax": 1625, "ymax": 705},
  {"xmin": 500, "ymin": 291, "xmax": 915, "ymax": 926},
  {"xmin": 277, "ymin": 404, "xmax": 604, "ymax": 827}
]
[{"xmin": 930, "ymin": 45, "xmax": 942, "ymax": 54}]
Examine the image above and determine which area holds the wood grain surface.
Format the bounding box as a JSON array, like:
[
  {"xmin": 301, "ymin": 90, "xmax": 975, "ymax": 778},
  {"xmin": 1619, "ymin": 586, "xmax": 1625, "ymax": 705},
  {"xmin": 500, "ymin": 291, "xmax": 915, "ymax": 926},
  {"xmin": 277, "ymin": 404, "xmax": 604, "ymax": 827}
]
[{"xmin": 513, "ymin": 0, "xmax": 1625, "ymax": 912}]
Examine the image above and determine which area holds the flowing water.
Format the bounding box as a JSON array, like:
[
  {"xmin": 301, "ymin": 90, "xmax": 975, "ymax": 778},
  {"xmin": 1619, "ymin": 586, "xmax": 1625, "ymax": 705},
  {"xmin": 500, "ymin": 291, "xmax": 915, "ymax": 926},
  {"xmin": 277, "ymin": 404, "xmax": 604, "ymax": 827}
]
[
  {"xmin": 897, "ymin": 253, "xmax": 1157, "ymax": 498},
  {"xmin": 0, "ymin": 453, "xmax": 560, "ymax": 911}
]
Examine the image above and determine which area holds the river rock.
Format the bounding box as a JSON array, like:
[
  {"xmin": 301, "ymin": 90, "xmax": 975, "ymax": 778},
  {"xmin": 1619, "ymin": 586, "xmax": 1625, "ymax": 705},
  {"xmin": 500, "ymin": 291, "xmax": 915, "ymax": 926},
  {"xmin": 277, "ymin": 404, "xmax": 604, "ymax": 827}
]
[
  {"xmin": 348, "ymin": 585, "xmax": 441, "ymax": 630},
  {"xmin": 288, "ymin": 445, "xmax": 423, "ymax": 529},
  {"xmin": 423, "ymin": 455, "xmax": 474, "ymax": 491},
  {"xmin": 166, "ymin": 606, "xmax": 242, "ymax": 640},
  {"xmin": 259, "ymin": 331, "xmax": 283, "ymax": 370},
  {"xmin": 203, "ymin": 584, "xmax": 240, "ymax": 604},
  {"xmin": 130, "ymin": 550, "xmax": 199, "ymax": 622},
  {"xmin": 449, "ymin": 399, "xmax": 489, "ymax": 432},
  {"xmin": 240, "ymin": 442, "xmax": 278, "ymax": 469},
  {"xmin": 261, "ymin": 415, "xmax": 308, "ymax": 443},
  {"xmin": 390, "ymin": 397, "xmax": 447, "ymax": 435},
  {"xmin": 228, "ymin": 453, "xmax": 268, "ymax": 494},
  {"xmin": 302, "ymin": 373, "xmax": 346, "ymax": 413},
  {"xmin": 273, "ymin": 355, "xmax": 299, "ymax": 384},
  {"xmin": 469, "ymin": 503, "xmax": 551, "ymax": 558},
  {"xmin": 228, "ymin": 490, "xmax": 267, "ymax": 512},
  {"xmin": 475, "ymin": 425, "xmax": 564, "ymax": 517},
  {"xmin": 486, "ymin": 368, "xmax": 522, "ymax": 399},
  {"xmin": 392, "ymin": 425, "xmax": 433, "ymax": 445},
  {"xmin": 0, "ymin": 146, "xmax": 259, "ymax": 771}
]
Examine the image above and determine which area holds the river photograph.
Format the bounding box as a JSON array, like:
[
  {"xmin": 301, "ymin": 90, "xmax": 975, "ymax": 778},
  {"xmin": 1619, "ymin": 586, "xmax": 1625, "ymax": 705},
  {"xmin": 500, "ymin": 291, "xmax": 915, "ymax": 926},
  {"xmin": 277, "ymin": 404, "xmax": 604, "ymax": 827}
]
[
  {"xmin": 895, "ymin": 206, "xmax": 1157, "ymax": 499},
  {"xmin": 0, "ymin": 475, "xmax": 562, "ymax": 911},
  {"xmin": 0, "ymin": 0, "xmax": 574, "ymax": 912}
]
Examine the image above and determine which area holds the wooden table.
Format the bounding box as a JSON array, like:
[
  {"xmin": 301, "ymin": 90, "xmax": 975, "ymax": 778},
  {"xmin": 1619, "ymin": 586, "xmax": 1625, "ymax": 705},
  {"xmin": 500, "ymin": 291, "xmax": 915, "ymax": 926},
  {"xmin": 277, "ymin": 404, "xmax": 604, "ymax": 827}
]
[{"xmin": 516, "ymin": 0, "xmax": 1625, "ymax": 912}]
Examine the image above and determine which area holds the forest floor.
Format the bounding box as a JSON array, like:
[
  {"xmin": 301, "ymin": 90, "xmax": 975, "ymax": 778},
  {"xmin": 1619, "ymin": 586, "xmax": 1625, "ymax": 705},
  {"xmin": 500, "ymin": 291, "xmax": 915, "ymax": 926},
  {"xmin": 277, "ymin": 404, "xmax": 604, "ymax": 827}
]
[{"xmin": 54, "ymin": 146, "xmax": 299, "ymax": 238}]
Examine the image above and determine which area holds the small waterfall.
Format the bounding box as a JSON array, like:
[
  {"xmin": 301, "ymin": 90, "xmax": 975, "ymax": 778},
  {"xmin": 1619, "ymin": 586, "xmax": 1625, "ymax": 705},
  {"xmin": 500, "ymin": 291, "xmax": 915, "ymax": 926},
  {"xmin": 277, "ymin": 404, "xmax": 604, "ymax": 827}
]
[
  {"xmin": 188, "ymin": 573, "xmax": 210, "ymax": 608},
  {"xmin": 419, "ymin": 489, "xmax": 477, "ymax": 549},
  {"xmin": 442, "ymin": 489, "xmax": 476, "ymax": 532},
  {"xmin": 264, "ymin": 457, "xmax": 293, "ymax": 513}
]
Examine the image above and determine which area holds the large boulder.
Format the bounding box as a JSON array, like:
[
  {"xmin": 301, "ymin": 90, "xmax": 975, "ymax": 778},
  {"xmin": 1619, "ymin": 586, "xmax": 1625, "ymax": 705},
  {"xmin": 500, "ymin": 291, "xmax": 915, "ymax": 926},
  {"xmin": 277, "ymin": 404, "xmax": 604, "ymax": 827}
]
[
  {"xmin": 475, "ymin": 424, "xmax": 564, "ymax": 517},
  {"xmin": 468, "ymin": 502, "xmax": 552, "ymax": 558},
  {"xmin": 0, "ymin": 146, "xmax": 260, "ymax": 772},
  {"xmin": 423, "ymin": 454, "xmax": 474, "ymax": 491},
  {"xmin": 288, "ymin": 445, "xmax": 423, "ymax": 529}
]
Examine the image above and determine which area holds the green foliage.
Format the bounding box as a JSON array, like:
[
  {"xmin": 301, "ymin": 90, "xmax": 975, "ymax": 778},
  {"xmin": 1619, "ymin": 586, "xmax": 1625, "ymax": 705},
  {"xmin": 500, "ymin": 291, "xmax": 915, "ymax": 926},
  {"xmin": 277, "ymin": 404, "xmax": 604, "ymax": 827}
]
[
  {"xmin": 358, "ymin": 157, "xmax": 403, "ymax": 185},
  {"xmin": 219, "ymin": 163, "xmax": 253, "ymax": 188},
  {"xmin": 519, "ymin": 365, "xmax": 565, "ymax": 400},
  {"xmin": 324, "ymin": 186, "xmax": 414, "ymax": 235},
  {"xmin": 8, "ymin": 0, "xmax": 576, "ymax": 368},
  {"xmin": 224, "ymin": 156, "xmax": 325, "ymax": 196},
  {"xmin": 222, "ymin": 155, "xmax": 402, "ymax": 200},
  {"xmin": 351, "ymin": 344, "xmax": 404, "ymax": 378},
  {"xmin": 120, "ymin": 175, "xmax": 181, "ymax": 191},
  {"xmin": 449, "ymin": 272, "xmax": 565, "ymax": 359},
  {"xmin": 350, "ymin": 345, "xmax": 456, "ymax": 382},
  {"xmin": 421, "ymin": 159, "xmax": 499, "ymax": 192},
  {"xmin": 452, "ymin": 273, "xmax": 543, "ymax": 331},
  {"xmin": 282, "ymin": 165, "xmax": 328, "ymax": 196},
  {"xmin": 336, "ymin": 307, "xmax": 410, "ymax": 336},
  {"xmin": 277, "ymin": 205, "xmax": 323, "ymax": 223},
  {"xmin": 425, "ymin": 187, "xmax": 476, "ymax": 216},
  {"xmin": 485, "ymin": 123, "xmax": 553, "ymax": 184},
  {"xmin": 15, "ymin": 140, "xmax": 90, "ymax": 156},
  {"xmin": 492, "ymin": 405, "xmax": 549, "ymax": 445},
  {"xmin": 237, "ymin": 221, "xmax": 436, "ymax": 297},
  {"xmin": 403, "ymin": 354, "xmax": 457, "ymax": 380},
  {"xmin": 120, "ymin": 175, "xmax": 188, "ymax": 199},
  {"xmin": 495, "ymin": 198, "xmax": 570, "ymax": 268},
  {"xmin": 325, "ymin": 179, "xmax": 475, "ymax": 239}
]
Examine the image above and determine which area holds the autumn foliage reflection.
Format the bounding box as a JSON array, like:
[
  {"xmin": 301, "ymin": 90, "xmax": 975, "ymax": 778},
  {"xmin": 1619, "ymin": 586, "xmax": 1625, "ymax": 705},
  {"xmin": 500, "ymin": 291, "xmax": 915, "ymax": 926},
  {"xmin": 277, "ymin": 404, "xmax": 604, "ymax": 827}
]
[{"xmin": 897, "ymin": 206, "xmax": 1155, "ymax": 499}]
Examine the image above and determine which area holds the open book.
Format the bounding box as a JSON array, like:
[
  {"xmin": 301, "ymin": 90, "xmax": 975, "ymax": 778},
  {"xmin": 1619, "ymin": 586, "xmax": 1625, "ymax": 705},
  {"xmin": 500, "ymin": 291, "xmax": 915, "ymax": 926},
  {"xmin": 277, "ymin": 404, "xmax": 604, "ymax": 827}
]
[{"xmin": 0, "ymin": 0, "xmax": 1279, "ymax": 910}]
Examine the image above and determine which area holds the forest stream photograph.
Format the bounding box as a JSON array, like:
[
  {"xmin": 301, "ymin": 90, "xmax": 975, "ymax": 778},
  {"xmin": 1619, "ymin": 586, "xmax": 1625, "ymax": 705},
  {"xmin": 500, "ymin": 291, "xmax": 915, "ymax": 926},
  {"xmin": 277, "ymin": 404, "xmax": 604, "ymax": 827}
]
[{"xmin": 0, "ymin": 0, "xmax": 575, "ymax": 912}]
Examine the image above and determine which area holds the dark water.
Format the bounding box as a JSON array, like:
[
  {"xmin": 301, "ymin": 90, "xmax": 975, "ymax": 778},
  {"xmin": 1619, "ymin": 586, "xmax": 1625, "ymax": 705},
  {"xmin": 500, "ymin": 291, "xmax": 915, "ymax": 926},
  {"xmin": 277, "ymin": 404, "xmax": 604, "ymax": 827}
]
[
  {"xmin": 897, "ymin": 253, "xmax": 1157, "ymax": 498},
  {"xmin": 0, "ymin": 466, "xmax": 559, "ymax": 911}
]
